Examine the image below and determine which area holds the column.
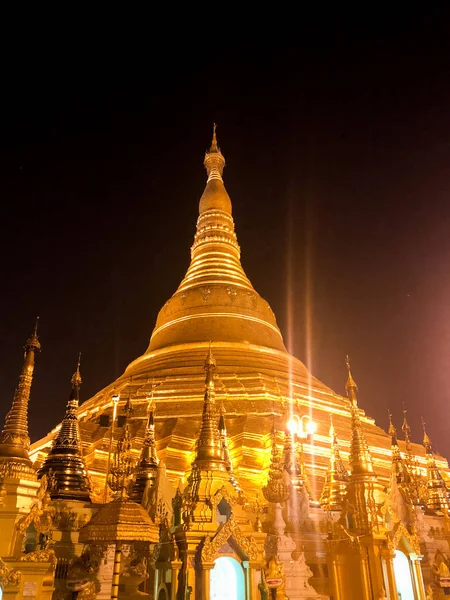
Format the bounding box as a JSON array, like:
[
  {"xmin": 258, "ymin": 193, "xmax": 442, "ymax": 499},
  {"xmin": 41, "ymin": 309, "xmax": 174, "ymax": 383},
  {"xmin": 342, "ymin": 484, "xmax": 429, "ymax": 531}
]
[
  {"xmin": 411, "ymin": 557, "xmax": 426, "ymax": 600},
  {"xmin": 381, "ymin": 549, "xmax": 397, "ymax": 600},
  {"xmin": 201, "ymin": 562, "xmax": 214, "ymax": 600}
]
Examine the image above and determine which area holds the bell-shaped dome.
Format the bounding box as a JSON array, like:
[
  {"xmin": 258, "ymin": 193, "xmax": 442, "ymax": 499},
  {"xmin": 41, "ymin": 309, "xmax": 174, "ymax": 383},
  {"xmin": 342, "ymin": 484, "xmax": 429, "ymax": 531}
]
[{"xmin": 146, "ymin": 127, "xmax": 286, "ymax": 354}]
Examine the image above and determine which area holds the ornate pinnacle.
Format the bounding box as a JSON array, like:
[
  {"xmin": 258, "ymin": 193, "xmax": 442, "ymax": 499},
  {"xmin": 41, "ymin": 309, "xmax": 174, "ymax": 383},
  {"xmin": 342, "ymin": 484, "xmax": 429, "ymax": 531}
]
[
  {"xmin": 204, "ymin": 124, "xmax": 225, "ymax": 182},
  {"xmin": 131, "ymin": 404, "xmax": 159, "ymax": 502},
  {"xmin": 388, "ymin": 410, "xmax": 398, "ymax": 446},
  {"xmin": 345, "ymin": 355, "xmax": 358, "ymax": 406},
  {"xmin": 420, "ymin": 417, "xmax": 449, "ymax": 512},
  {"xmin": 402, "ymin": 406, "xmax": 413, "ymax": 457},
  {"xmin": 192, "ymin": 347, "xmax": 225, "ymax": 470},
  {"xmin": 38, "ymin": 356, "xmax": 91, "ymax": 501},
  {"xmin": 345, "ymin": 359, "xmax": 376, "ymax": 478},
  {"xmin": 319, "ymin": 415, "xmax": 348, "ymax": 511},
  {"xmin": 71, "ymin": 353, "xmax": 82, "ymax": 392},
  {"xmin": 422, "ymin": 417, "xmax": 433, "ymax": 454},
  {"xmin": 263, "ymin": 430, "xmax": 290, "ymax": 504},
  {"xmin": 0, "ymin": 319, "xmax": 41, "ymax": 469}
]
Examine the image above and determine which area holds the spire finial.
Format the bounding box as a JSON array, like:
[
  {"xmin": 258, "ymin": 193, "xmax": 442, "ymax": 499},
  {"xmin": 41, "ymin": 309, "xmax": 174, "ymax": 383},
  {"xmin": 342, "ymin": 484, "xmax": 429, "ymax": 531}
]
[
  {"xmin": 203, "ymin": 126, "xmax": 226, "ymax": 185},
  {"xmin": 345, "ymin": 355, "xmax": 358, "ymax": 405},
  {"xmin": 25, "ymin": 316, "xmax": 41, "ymax": 352},
  {"xmin": 210, "ymin": 123, "xmax": 219, "ymax": 152},
  {"xmin": 388, "ymin": 409, "xmax": 397, "ymax": 441},
  {"xmin": 193, "ymin": 348, "xmax": 224, "ymax": 470},
  {"xmin": 71, "ymin": 352, "xmax": 82, "ymax": 391},
  {"xmin": 319, "ymin": 414, "xmax": 348, "ymax": 511},
  {"xmin": 0, "ymin": 319, "xmax": 42, "ymax": 473},
  {"xmin": 422, "ymin": 416, "xmax": 432, "ymax": 451}
]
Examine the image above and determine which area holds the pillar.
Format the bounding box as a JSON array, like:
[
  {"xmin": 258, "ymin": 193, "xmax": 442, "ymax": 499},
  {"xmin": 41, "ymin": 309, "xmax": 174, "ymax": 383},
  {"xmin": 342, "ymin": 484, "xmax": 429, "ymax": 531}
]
[
  {"xmin": 200, "ymin": 562, "xmax": 213, "ymax": 600},
  {"xmin": 381, "ymin": 548, "xmax": 397, "ymax": 600},
  {"xmin": 411, "ymin": 557, "xmax": 426, "ymax": 600},
  {"xmin": 359, "ymin": 543, "xmax": 373, "ymax": 600}
]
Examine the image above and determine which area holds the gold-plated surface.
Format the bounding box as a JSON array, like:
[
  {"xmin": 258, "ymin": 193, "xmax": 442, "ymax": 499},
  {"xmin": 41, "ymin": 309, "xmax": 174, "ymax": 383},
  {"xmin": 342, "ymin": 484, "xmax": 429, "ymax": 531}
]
[
  {"xmin": 0, "ymin": 319, "xmax": 40, "ymax": 474},
  {"xmin": 78, "ymin": 496, "xmax": 155, "ymax": 543},
  {"xmin": 422, "ymin": 418, "xmax": 449, "ymax": 512},
  {"xmin": 344, "ymin": 358, "xmax": 383, "ymax": 534},
  {"xmin": 30, "ymin": 132, "xmax": 449, "ymax": 520},
  {"xmin": 262, "ymin": 430, "xmax": 290, "ymax": 504},
  {"xmin": 130, "ymin": 406, "xmax": 159, "ymax": 502},
  {"xmin": 319, "ymin": 415, "xmax": 348, "ymax": 510},
  {"xmin": 38, "ymin": 357, "xmax": 91, "ymax": 501},
  {"xmin": 147, "ymin": 128, "xmax": 285, "ymax": 353}
]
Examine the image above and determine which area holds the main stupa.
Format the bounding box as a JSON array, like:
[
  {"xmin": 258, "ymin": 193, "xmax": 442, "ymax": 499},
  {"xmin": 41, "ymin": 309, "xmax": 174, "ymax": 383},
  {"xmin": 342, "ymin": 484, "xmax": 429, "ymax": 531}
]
[{"xmin": 30, "ymin": 128, "xmax": 438, "ymax": 501}]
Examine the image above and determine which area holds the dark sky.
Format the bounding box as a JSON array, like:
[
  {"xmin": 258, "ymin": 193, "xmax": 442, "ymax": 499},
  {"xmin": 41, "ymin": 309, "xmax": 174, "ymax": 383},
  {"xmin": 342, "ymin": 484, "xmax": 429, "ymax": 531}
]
[{"xmin": 1, "ymin": 17, "xmax": 450, "ymax": 457}]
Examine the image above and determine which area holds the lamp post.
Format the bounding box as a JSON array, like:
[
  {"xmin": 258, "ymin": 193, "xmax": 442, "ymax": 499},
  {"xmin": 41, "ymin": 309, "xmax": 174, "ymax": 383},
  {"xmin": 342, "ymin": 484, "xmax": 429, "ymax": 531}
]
[
  {"xmin": 287, "ymin": 413, "xmax": 316, "ymax": 443},
  {"xmin": 103, "ymin": 394, "xmax": 120, "ymax": 504}
]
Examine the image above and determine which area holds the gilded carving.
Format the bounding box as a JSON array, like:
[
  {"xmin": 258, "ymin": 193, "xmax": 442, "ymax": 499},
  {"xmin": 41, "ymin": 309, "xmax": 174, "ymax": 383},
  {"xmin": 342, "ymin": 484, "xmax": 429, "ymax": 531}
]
[
  {"xmin": 0, "ymin": 558, "xmax": 21, "ymax": 590},
  {"xmin": 201, "ymin": 516, "xmax": 258, "ymax": 561}
]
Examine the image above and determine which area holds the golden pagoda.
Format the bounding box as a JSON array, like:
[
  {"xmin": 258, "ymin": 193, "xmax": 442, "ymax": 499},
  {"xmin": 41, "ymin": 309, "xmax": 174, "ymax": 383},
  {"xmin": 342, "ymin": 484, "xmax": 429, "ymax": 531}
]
[
  {"xmin": 18, "ymin": 128, "xmax": 450, "ymax": 599},
  {"xmin": 37, "ymin": 355, "xmax": 91, "ymax": 502}
]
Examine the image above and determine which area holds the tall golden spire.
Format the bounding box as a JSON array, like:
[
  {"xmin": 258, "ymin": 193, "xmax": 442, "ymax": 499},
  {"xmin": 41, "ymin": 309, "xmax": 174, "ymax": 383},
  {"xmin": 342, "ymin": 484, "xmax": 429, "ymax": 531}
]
[
  {"xmin": 319, "ymin": 415, "xmax": 348, "ymax": 511},
  {"xmin": 345, "ymin": 357, "xmax": 376, "ymax": 477},
  {"xmin": 421, "ymin": 417, "xmax": 449, "ymax": 512},
  {"xmin": 131, "ymin": 404, "xmax": 159, "ymax": 503},
  {"xmin": 0, "ymin": 318, "xmax": 41, "ymax": 472},
  {"xmin": 388, "ymin": 410, "xmax": 410, "ymax": 486},
  {"xmin": 181, "ymin": 349, "xmax": 233, "ymax": 527},
  {"xmin": 344, "ymin": 357, "xmax": 381, "ymax": 534},
  {"xmin": 38, "ymin": 355, "xmax": 91, "ymax": 502},
  {"xmin": 146, "ymin": 128, "xmax": 285, "ymax": 353},
  {"xmin": 192, "ymin": 346, "xmax": 225, "ymax": 471},
  {"xmin": 345, "ymin": 355, "xmax": 358, "ymax": 406}
]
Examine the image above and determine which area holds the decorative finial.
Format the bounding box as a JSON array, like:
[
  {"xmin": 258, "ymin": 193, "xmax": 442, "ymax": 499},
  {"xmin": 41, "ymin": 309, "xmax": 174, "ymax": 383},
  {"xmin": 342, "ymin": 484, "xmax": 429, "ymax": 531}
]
[
  {"xmin": 204, "ymin": 127, "xmax": 225, "ymax": 183},
  {"xmin": 210, "ymin": 123, "xmax": 219, "ymax": 152},
  {"xmin": 319, "ymin": 414, "xmax": 348, "ymax": 511},
  {"xmin": 345, "ymin": 355, "xmax": 358, "ymax": 405},
  {"xmin": 422, "ymin": 417, "xmax": 432, "ymax": 451},
  {"xmin": 388, "ymin": 410, "xmax": 397, "ymax": 438},
  {"xmin": 25, "ymin": 316, "xmax": 41, "ymax": 352},
  {"xmin": 71, "ymin": 352, "xmax": 82, "ymax": 390},
  {"xmin": 204, "ymin": 342, "xmax": 217, "ymax": 389}
]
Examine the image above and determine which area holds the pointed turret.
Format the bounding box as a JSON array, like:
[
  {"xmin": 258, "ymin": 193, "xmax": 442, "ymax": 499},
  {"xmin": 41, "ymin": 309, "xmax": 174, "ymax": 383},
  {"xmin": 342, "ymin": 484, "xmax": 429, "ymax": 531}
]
[
  {"xmin": 319, "ymin": 416, "xmax": 348, "ymax": 511},
  {"xmin": 387, "ymin": 410, "xmax": 414, "ymax": 498},
  {"xmin": 344, "ymin": 357, "xmax": 382, "ymax": 534},
  {"xmin": 146, "ymin": 127, "xmax": 285, "ymax": 354},
  {"xmin": 0, "ymin": 319, "xmax": 41, "ymax": 476},
  {"xmin": 421, "ymin": 418, "xmax": 449, "ymax": 512},
  {"xmin": 345, "ymin": 357, "xmax": 376, "ymax": 478},
  {"xmin": 262, "ymin": 428, "xmax": 290, "ymax": 504},
  {"xmin": 131, "ymin": 405, "xmax": 159, "ymax": 502},
  {"xmin": 38, "ymin": 355, "xmax": 91, "ymax": 502},
  {"xmin": 192, "ymin": 346, "xmax": 225, "ymax": 471},
  {"xmin": 181, "ymin": 348, "xmax": 232, "ymax": 527}
]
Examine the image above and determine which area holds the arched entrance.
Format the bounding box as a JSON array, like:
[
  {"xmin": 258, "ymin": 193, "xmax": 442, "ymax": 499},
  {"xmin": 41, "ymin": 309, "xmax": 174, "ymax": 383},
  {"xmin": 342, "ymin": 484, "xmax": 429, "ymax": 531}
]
[
  {"xmin": 210, "ymin": 556, "xmax": 245, "ymax": 600},
  {"xmin": 393, "ymin": 550, "xmax": 415, "ymax": 600}
]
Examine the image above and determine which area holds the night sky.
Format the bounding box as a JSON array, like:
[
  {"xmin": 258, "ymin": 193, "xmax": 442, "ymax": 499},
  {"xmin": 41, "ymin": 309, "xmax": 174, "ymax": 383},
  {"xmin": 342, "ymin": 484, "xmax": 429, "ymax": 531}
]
[{"xmin": 1, "ymin": 18, "xmax": 450, "ymax": 457}]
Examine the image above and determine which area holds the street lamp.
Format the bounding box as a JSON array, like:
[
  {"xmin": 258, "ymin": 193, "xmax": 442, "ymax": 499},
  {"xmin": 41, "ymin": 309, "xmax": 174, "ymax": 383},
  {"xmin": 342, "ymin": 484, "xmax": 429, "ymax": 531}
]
[{"xmin": 287, "ymin": 413, "xmax": 317, "ymax": 441}]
